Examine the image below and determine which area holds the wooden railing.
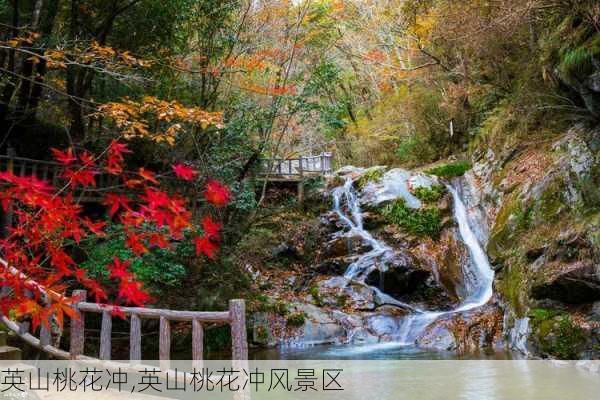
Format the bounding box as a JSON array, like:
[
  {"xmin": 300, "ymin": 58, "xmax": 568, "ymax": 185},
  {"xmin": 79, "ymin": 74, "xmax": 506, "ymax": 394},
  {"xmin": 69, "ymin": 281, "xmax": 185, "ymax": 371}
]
[
  {"xmin": 0, "ymin": 154, "xmax": 122, "ymax": 194},
  {"xmin": 258, "ymin": 152, "xmax": 333, "ymax": 179},
  {"xmin": 0, "ymin": 258, "xmax": 247, "ymax": 362}
]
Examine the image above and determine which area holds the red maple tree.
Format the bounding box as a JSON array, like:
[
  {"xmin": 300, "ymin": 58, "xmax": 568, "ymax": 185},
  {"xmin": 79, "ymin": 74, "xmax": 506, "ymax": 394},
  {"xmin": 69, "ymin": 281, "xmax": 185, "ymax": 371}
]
[{"xmin": 0, "ymin": 142, "xmax": 230, "ymax": 330}]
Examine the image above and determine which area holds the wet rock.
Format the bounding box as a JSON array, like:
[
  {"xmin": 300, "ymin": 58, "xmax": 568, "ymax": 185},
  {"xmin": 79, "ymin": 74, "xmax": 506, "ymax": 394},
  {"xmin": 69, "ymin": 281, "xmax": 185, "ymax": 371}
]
[
  {"xmin": 525, "ymin": 246, "xmax": 547, "ymax": 261},
  {"xmin": 532, "ymin": 261, "xmax": 600, "ymax": 304},
  {"xmin": 416, "ymin": 323, "xmax": 457, "ymax": 351},
  {"xmin": 348, "ymin": 327, "xmax": 379, "ymax": 344},
  {"xmin": 411, "ymin": 229, "xmax": 467, "ymax": 301},
  {"xmin": 317, "ymin": 277, "xmax": 376, "ymax": 310},
  {"xmin": 314, "ymin": 256, "xmax": 356, "ymax": 275},
  {"xmin": 323, "ymin": 234, "xmax": 372, "ymax": 258},
  {"xmin": 366, "ymin": 315, "xmax": 402, "ymax": 337},
  {"xmin": 320, "ymin": 211, "xmax": 346, "ymax": 234},
  {"xmin": 362, "ymin": 211, "xmax": 386, "ymax": 230},
  {"xmin": 291, "ymin": 303, "xmax": 346, "ymax": 345},
  {"xmin": 418, "ymin": 305, "xmax": 504, "ymax": 352}
]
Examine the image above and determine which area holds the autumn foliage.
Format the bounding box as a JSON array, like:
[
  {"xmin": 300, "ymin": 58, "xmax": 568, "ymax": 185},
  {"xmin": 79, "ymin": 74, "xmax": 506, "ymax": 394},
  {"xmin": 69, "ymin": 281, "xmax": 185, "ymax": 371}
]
[{"xmin": 0, "ymin": 141, "xmax": 230, "ymax": 329}]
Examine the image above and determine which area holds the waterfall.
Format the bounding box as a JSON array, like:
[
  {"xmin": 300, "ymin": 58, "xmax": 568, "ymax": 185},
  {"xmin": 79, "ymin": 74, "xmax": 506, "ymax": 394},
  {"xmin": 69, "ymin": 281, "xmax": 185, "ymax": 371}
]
[
  {"xmin": 331, "ymin": 176, "xmax": 495, "ymax": 345},
  {"xmin": 332, "ymin": 178, "xmax": 418, "ymax": 311}
]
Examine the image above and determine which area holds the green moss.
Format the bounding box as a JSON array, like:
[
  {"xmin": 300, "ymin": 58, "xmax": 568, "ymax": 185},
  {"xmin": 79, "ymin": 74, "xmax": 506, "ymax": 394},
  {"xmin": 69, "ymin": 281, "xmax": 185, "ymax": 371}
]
[
  {"xmin": 426, "ymin": 160, "xmax": 471, "ymax": 178},
  {"xmin": 255, "ymin": 299, "xmax": 288, "ymax": 316},
  {"xmin": 488, "ymin": 193, "xmax": 527, "ymax": 259},
  {"xmin": 530, "ymin": 310, "xmax": 585, "ymax": 359},
  {"xmin": 308, "ymin": 285, "xmax": 324, "ymax": 306},
  {"xmin": 381, "ymin": 199, "xmax": 442, "ymax": 239},
  {"xmin": 496, "ymin": 258, "xmax": 528, "ymax": 315},
  {"xmin": 413, "ymin": 184, "xmax": 446, "ymax": 203},
  {"xmin": 356, "ymin": 168, "xmax": 386, "ymax": 188},
  {"xmin": 534, "ymin": 178, "xmax": 567, "ymax": 222},
  {"xmin": 286, "ymin": 312, "xmax": 306, "ymax": 327}
]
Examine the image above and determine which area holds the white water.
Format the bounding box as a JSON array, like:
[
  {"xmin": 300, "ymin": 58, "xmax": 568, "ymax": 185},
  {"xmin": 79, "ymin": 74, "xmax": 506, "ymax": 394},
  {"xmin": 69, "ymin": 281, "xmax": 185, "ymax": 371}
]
[
  {"xmin": 332, "ymin": 179, "xmax": 417, "ymax": 311},
  {"xmin": 331, "ymin": 176, "xmax": 495, "ymax": 346}
]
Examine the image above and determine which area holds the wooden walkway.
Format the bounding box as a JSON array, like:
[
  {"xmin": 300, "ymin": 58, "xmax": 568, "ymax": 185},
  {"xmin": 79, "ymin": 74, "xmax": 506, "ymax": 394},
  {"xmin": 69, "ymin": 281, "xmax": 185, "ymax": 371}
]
[{"xmin": 257, "ymin": 152, "xmax": 333, "ymax": 181}]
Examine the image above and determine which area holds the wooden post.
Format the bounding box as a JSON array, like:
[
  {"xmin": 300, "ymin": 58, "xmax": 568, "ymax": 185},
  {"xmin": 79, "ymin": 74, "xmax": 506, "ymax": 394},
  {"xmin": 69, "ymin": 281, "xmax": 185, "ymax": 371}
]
[
  {"xmin": 69, "ymin": 290, "xmax": 86, "ymax": 359},
  {"xmin": 192, "ymin": 319, "xmax": 204, "ymax": 367},
  {"xmin": 323, "ymin": 152, "xmax": 332, "ymax": 173},
  {"xmin": 40, "ymin": 298, "xmax": 52, "ymax": 347},
  {"xmin": 159, "ymin": 316, "xmax": 170, "ymax": 369},
  {"xmin": 130, "ymin": 313, "xmax": 142, "ymax": 363},
  {"xmin": 298, "ymin": 156, "xmax": 304, "ymax": 178},
  {"xmin": 229, "ymin": 299, "xmax": 247, "ymax": 360},
  {"xmin": 100, "ymin": 310, "xmax": 112, "ymax": 360}
]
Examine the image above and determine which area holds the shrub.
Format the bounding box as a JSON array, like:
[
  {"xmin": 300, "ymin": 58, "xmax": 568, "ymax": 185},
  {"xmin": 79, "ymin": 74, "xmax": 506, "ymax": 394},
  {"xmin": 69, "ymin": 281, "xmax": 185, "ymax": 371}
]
[
  {"xmin": 382, "ymin": 199, "xmax": 442, "ymax": 238},
  {"xmin": 356, "ymin": 168, "xmax": 386, "ymax": 189},
  {"xmin": 80, "ymin": 225, "xmax": 189, "ymax": 294},
  {"xmin": 413, "ymin": 184, "xmax": 446, "ymax": 203},
  {"xmin": 426, "ymin": 160, "xmax": 471, "ymax": 178}
]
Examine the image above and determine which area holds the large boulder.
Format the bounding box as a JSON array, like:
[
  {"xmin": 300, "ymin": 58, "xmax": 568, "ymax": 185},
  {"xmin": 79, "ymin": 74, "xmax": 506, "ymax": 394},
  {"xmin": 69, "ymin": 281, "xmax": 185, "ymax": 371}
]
[{"xmin": 416, "ymin": 305, "xmax": 504, "ymax": 352}]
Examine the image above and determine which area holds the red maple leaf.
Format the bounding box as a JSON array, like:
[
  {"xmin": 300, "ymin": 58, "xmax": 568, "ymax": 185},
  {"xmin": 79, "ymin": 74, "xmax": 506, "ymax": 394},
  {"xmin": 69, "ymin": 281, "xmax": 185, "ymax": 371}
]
[
  {"xmin": 138, "ymin": 168, "xmax": 159, "ymax": 184},
  {"xmin": 148, "ymin": 232, "xmax": 170, "ymax": 249},
  {"xmin": 194, "ymin": 236, "xmax": 218, "ymax": 259},
  {"xmin": 118, "ymin": 280, "xmax": 150, "ymax": 307},
  {"xmin": 201, "ymin": 215, "xmax": 221, "ymax": 240},
  {"xmin": 108, "ymin": 140, "xmax": 132, "ymax": 157},
  {"xmin": 78, "ymin": 152, "xmax": 96, "ymax": 167},
  {"xmin": 51, "ymin": 148, "xmax": 76, "ymax": 165},
  {"xmin": 82, "ymin": 218, "xmax": 107, "ymax": 236},
  {"xmin": 103, "ymin": 193, "xmax": 131, "ymax": 216},
  {"xmin": 126, "ymin": 232, "xmax": 148, "ymax": 256},
  {"xmin": 109, "ymin": 257, "xmax": 133, "ymax": 280},
  {"xmin": 172, "ymin": 163, "xmax": 197, "ymax": 181},
  {"xmin": 62, "ymin": 168, "xmax": 97, "ymax": 188},
  {"xmin": 204, "ymin": 180, "xmax": 231, "ymax": 207}
]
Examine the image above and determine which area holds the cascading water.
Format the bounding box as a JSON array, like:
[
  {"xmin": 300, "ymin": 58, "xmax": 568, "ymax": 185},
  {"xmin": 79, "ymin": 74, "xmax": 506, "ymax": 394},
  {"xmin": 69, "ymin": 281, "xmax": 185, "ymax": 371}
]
[
  {"xmin": 332, "ymin": 178, "xmax": 417, "ymax": 311},
  {"xmin": 331, "ymin": 175, "xmax": 495, "ymax": 346}
]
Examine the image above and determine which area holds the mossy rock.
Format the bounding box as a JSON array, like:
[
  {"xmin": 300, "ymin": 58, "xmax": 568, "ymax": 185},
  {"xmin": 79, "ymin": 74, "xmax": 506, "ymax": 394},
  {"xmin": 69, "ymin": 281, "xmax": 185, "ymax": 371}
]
[
  {"xmin": 356, "ymin": 166, "xmax": 387, "ymax": 189},
  {"xmin": 426, "ymin": 160, "xmax": 471, "ymax": 179},
  {"xmin": 529, "ymin": 309, "xmax": 586, "ymax": 359}
]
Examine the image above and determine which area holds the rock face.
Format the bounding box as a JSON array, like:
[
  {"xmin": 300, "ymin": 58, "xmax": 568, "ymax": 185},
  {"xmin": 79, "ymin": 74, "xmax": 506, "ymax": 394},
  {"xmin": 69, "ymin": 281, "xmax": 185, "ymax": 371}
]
[{"xmin": 463, "ymin": 124, "xmax": 600, "ymax": 359}]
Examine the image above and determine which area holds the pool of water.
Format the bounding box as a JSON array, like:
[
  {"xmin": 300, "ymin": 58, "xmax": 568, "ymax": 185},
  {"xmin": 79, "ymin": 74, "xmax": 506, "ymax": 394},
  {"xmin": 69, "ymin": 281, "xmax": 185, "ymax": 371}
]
[{"xmin": 249, "ymin": 343, "xmax": 519, "ymax": 360}]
